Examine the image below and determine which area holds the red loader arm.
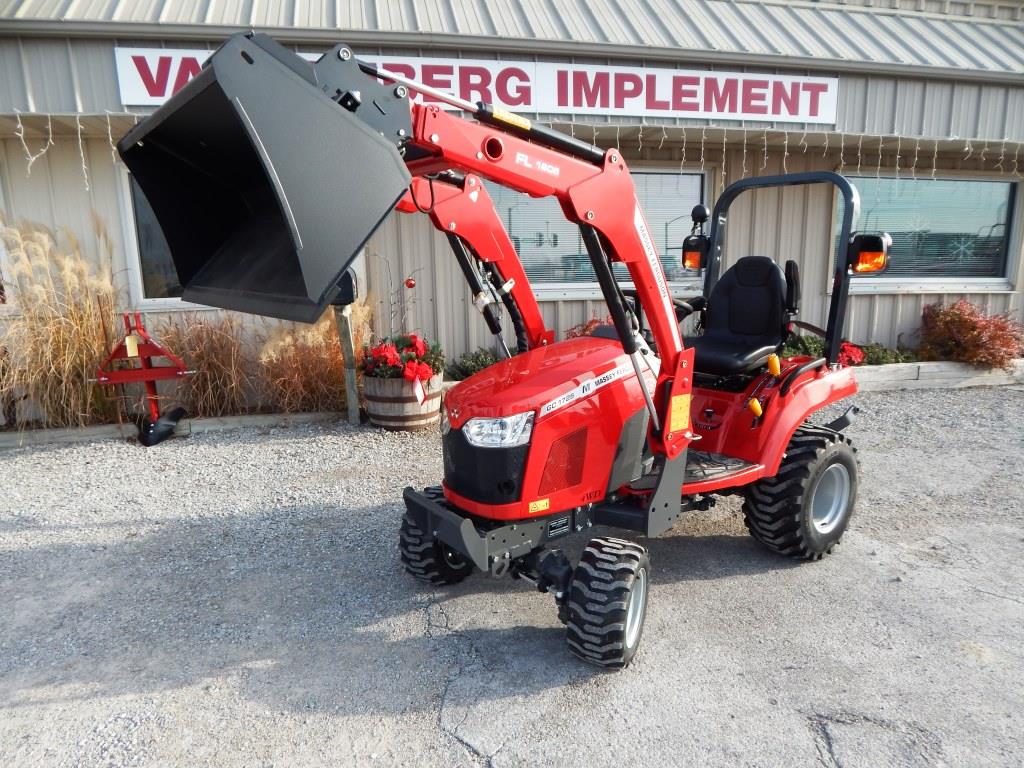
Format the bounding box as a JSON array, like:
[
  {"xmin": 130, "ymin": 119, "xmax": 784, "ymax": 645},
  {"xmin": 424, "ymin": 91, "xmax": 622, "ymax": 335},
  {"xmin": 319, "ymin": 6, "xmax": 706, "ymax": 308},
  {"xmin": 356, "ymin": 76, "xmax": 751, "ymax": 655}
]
[{"xmin": 396, "ymin": 175, "xmax": 553, "ymax": 351}]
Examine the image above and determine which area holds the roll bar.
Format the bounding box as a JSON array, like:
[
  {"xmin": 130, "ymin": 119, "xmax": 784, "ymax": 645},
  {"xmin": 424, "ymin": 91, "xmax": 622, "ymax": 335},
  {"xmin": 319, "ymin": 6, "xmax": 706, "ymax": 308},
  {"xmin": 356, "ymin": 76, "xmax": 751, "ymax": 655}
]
[{"xmin": 704, "ymin": 171, "xmax": 861, "ymax": 367}]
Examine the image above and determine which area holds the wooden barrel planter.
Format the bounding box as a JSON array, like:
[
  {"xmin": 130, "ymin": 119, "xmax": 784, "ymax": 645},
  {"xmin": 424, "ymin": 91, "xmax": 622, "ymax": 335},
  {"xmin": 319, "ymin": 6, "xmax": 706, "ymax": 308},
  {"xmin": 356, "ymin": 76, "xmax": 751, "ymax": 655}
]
[{"xmin": 363, "ymin": 374, "xmax": 444, "ymax": 431}]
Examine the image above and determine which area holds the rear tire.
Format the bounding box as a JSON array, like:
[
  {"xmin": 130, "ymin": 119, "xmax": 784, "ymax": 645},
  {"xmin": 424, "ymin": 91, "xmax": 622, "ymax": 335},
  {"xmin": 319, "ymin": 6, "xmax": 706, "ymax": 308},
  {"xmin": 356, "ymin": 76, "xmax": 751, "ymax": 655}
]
[
  {"xmin": 565, "ymin": 537, "xmax": 650, "ymax": 669},
  {"xmin": 743, "ymin": 425, "xmax": 858, "ymax": 559},
  {"xmin": 399, "ymin": 513, "xmax": 473, "ymax": 585}
]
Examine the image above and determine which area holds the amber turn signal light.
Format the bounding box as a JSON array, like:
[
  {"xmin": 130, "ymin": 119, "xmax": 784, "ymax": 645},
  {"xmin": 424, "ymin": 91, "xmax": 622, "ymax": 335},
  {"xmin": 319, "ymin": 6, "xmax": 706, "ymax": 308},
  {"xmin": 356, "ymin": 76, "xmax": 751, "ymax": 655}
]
[
  {"xmin": 684, "ymin": 251, "xmax": 703, "ymax": 270},
  {"xmin": 852, "ymin": 251, "xmax": 887, "ymax": 273}
]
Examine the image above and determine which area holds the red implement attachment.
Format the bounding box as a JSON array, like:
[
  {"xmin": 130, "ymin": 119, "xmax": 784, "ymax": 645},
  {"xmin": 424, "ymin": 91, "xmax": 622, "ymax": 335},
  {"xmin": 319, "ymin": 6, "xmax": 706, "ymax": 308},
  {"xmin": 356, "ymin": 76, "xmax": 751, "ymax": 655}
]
[{"xmin": 97, "ymin": 313, "xmax": 191, "ymax": 446}]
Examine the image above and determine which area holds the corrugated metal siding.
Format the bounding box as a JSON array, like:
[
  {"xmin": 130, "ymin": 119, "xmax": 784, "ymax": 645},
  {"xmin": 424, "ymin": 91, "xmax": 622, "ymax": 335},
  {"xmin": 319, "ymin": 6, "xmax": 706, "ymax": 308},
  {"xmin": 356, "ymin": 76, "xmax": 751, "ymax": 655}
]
[
  {"xmin": 1, "ymin": 0, "xmax": 1022, "ymax": 77},
  {"xmin": 3, "ymin": 37, "xmax": 1024, "ymax": 142}
]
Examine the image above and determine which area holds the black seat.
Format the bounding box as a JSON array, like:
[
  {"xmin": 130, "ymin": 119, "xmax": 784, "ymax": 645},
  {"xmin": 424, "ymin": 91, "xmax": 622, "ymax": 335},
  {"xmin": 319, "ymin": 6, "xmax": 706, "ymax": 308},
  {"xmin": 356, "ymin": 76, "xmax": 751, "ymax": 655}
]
[{"xmin": 686, "ymin": 256, "xmax": 787, "ymax": 376}]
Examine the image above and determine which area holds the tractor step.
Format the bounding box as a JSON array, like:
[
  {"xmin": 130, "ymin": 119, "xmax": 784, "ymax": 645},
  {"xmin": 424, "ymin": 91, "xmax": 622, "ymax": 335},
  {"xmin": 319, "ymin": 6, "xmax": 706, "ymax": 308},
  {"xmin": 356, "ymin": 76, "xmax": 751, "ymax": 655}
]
[{"xmin": 684, "ymin": 451, "xmax": 755, "ymax": 483}]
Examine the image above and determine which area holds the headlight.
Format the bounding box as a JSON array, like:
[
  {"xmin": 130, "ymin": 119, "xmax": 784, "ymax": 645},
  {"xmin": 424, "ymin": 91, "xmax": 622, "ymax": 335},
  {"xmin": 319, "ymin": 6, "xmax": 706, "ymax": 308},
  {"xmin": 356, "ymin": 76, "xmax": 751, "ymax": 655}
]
[{"xmin": 462, "ymin": 411, "xmax": 534, "ymax": 448}]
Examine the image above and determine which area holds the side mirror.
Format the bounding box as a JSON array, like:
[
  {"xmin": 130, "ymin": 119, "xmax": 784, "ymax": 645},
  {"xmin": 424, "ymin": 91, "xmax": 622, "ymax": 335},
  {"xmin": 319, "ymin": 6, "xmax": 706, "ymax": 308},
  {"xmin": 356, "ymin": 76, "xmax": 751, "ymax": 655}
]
[
  {"xmin": 847, "ymin": 232, "xmax": 891, "ymax": 274},
  {"xmin": 691, "ymin": 204, "xmax": 710, "ymax": 226},
  {"xmin": 682, "ymin": 233, "xmax": 709, "ymax": 270}
]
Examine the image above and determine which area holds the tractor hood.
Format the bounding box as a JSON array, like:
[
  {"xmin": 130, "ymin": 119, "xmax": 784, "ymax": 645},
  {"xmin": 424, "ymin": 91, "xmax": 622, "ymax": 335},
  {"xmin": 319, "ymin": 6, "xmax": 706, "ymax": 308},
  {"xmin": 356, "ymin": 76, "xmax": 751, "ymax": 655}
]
[
  {"xmin": 117, "ymin": 33, "xmax": 411, "ymax": 323},
  {"xmin": 444, "ymin": 336, "xmax": 653, "ymax": 427}
]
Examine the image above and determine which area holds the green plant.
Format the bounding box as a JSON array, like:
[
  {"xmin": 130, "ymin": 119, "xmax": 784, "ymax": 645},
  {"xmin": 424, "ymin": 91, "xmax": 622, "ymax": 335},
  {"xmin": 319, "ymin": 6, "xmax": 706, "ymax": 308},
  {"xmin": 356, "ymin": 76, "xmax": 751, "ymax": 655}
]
[
  {"xmin": 859, "ymin": 342, "xmax": 917, "ymax": 366},
  {"xmin": 919, "ymin": 299, "xmax": 1023, "ymax": 371},
  {"xmin": 781, "ymin": 333, "xmax": 825, "ymax": 358},
  {"xmin": 446, "ymin": 347, "xmax": 499, "ymax": 380},
  {"xmin": 0, "ymin": 222, "xmax": 121, "ymax": 428}
]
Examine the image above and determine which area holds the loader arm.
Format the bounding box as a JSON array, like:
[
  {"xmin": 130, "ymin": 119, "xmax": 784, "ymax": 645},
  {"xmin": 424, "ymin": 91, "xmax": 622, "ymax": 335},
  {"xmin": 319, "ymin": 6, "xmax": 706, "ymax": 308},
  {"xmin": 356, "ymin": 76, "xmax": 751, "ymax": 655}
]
[{"xmin": 396, "ymin": 175, "xmax": 553, "ymax": 351}]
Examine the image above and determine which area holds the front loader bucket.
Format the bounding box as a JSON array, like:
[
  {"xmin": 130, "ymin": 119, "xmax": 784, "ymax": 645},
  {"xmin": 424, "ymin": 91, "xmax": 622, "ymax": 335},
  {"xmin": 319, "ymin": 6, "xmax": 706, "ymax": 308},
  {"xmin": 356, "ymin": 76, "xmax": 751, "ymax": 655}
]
[{"xmin": 118, "ymin": 34, "xmax": 411, "ymax": 322}]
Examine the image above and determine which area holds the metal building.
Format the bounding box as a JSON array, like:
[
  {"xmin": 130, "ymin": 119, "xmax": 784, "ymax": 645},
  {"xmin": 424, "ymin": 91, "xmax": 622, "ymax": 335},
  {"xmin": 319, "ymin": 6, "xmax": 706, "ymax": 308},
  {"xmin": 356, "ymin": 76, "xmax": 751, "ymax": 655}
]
[{"xmin": 1, "ymin": 0, "xmax": 1022, "ymax": 358}]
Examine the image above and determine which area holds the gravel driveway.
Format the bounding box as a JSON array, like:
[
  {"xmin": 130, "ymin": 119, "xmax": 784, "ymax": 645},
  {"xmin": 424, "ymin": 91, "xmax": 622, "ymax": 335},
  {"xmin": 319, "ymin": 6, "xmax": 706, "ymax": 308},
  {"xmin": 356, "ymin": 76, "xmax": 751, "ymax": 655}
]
[{"xmin": 2, "ymin": 387, "xmax": 1022, "ymax": 767}]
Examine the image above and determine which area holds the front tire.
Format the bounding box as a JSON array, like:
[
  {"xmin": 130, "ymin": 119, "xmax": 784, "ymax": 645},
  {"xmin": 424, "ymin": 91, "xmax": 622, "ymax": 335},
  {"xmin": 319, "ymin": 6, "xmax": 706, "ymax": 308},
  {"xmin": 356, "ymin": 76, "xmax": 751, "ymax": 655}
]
[
  {"xmin": 565, "ymin": 537, "xmax": 650, "ymax": 669},
  {"xmin": 399, "ymin": 513, "xmax": 473, "ymax": 585},
  {"xmin": 743, "ymin": 425, "xmax": 858, "ymax": 559}
]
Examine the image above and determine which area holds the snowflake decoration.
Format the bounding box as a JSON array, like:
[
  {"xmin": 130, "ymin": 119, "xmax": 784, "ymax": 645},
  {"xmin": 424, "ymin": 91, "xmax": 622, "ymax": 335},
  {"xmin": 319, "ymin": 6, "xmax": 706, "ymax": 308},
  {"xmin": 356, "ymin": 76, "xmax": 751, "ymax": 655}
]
[{"xmin": 949, "ymin": 235, "xmax": 975, "ymax": 263}]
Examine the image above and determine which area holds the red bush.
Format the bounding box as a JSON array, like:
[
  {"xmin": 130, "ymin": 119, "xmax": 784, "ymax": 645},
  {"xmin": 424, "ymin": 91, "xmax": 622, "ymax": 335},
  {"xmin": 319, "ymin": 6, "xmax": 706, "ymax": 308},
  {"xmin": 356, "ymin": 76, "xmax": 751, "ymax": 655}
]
[
  {"xmin": 565, "ymin": 316, "xmax": 612, "ymax": 339},
  {"xmin": 919, "ymin": 299, "xmax": 1023, "ymax": 371}
]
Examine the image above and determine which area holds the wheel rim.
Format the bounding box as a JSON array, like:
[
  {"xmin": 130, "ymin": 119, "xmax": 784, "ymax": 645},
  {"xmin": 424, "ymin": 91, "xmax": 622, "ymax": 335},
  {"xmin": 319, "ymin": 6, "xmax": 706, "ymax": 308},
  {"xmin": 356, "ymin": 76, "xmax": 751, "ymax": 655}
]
[
  {"xmin": 441, "ymin": 547, "xmax": 465, "ymax": 570},
  {"xmin": 810, "ymin": 462, "xmax": 851, "ymax": 535},
  {"xmin": 624, "ymin": 567, "xmax": 648, "ymax": 649}
]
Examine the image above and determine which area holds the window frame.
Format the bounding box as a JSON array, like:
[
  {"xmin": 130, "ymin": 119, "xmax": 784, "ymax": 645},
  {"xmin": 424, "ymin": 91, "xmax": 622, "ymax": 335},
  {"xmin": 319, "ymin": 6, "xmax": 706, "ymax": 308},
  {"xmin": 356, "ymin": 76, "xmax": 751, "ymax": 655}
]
[
  {"xmin": 831, "ymin": 169, "xmax": 1020, "ymax": 296},
  {"xmin": 523, "ymin": 163, "xmax": 713, "ymax": 301},
  {"xmin": 0, "ymin": 161, "xmax": 15, "ymax": 316},
  {"xmin": 117, "ymin": 165, "xmax": 210, "ymax": 311}
]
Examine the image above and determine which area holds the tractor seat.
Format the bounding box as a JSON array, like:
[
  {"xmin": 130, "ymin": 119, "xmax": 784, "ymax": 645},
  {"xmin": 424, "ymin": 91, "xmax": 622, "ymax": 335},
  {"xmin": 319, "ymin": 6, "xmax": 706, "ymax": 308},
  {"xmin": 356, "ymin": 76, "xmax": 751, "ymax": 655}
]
[{"xmin": 686, "ymin": 256, "xmax": 787, "ymax": 376}]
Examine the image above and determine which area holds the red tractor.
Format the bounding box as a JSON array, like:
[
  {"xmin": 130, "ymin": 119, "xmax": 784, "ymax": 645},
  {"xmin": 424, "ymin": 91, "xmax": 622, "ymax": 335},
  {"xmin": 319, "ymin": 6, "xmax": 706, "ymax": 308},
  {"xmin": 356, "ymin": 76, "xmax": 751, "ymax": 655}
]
[{"xmin": 119, "ymin": 33, "xmax": 889, "ymax": 668}]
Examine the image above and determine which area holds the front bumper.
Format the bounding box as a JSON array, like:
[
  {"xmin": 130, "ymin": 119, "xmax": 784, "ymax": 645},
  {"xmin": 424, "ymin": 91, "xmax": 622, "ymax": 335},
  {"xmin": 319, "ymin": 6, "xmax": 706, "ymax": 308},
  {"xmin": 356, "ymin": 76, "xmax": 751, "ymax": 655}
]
[{"xmin": 402, "ymin": 486, "xmax": 587, "ymax": 572}]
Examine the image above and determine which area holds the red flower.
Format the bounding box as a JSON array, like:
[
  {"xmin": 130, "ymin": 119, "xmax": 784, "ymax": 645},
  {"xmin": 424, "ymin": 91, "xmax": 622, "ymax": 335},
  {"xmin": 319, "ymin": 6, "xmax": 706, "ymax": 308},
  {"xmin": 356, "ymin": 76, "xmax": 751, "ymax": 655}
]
[
  {"xmin": 403, "ymin": 360, "xmax": 433, "ymax": 382},
  {"xmin": 838, "ymin": 342, "xmax": 865, "ymax": 367},
  {"xmin": 410, "ymin": 336, "xmax": 427, "ymax": 357},
  {"xmin": 373, "ymin": 342, "xmax": 401, "ymax": 367}
]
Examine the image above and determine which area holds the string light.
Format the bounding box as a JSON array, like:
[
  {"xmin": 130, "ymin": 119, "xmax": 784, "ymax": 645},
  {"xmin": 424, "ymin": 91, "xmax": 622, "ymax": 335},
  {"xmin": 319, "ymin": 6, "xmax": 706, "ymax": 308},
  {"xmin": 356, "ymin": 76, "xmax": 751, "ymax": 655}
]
[
  {"xmin": 76, "ymin": 114, "xmax": 90, "ymax": 192},
  {"xmin": 1012, "ymin": 142, "xmax": 1020, "ymax": 178},
  {"xmin": 821, "ymin": 131, "xmax": 829, "ymax": 158},
  {"xmin": 798, "ymin": 130, "xmax": 807, "ymax": 154},
  {"xmin": 979, "ymin": 139, "xmax": 988, "ymax": 165},
  {"xmin": 931, "ymin": 139, "xmax": 939, "ymax": 180},
  {"xmin": 761, "ymin": 128, "xmax": 768, "ymax": 171},
  {"xmin": 838, "ymin": 132, "xmax": 845, "ymax": 173},
  {"xmin": 105, "ymin": 111, "xmax": 119, "ymax": 165},
  {"xmin": 680, "ymin": 127, "xmax": 687, "ymax": 169},
  {"xmin": 962, "ymin": 138, "xmax": 973, "ymax": 162},
  {"xmin": 637, "ymin": 123, "xmax": 643, "ymax": 153},
  {"xmin": 894, "ymin": 134, "xmax": 901, "ymax": 179},
  {"xmin": 657, "ymin": 125, "xmax": 668, "ymax": 152},
  {"xmin": 856, "ymin": 134, "xmax": 864, "ymax": 174},
  {"xmin": 994, "ymin": 138, "xmax": 1006, "ymax": 173},
  {"xmin": 911, "ymin": 137, "xmax": 920, "ymax": 180},
  {"xmin": 615, "ymin": 123, "xmax": 620, "ymax": 150},
  {"xmin": 740, "ymin": 129, "xmax": 748, "ymax": 179},
  {"xmin": 14, "ymin": 109, "xmax": 55, "ymax": 176},
  {"xmin": 720, "ymin": 127, "xmax": 727, "ymax": 193},
  {"xmin": 699, "ymin": 125, "xmax": 707, "ymax": 172},
  {"xmin": 782, "ymin": 131, "xmax": 789, "ymax": 173},
  {"xmin": 876, "ymin": 135, "xmax": 883, "ymax": 179}
]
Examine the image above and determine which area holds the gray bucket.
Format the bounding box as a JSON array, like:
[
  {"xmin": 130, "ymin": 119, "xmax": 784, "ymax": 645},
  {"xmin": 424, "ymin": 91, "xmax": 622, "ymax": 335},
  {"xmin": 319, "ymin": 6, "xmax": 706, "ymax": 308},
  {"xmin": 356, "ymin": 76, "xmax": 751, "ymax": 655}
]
[{"xmin": 118, "ymin": 34, "xmax": 411, "ymax": 322}]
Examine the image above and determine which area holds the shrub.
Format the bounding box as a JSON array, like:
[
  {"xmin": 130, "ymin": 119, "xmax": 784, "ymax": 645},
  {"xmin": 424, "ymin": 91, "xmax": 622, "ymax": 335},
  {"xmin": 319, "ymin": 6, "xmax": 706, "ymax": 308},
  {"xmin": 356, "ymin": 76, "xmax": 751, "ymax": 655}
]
[
  {"xmin": 860, "ymin": 342, "xmax": 917, "ymax": 366},
  {"xmin": 446, "ymin": 347, "xmax": 499, "ymax": 380},
  {"xmin": 0, "ymin": 222, "xmax": 121, "ymax": 428},
  {"xmin": 257, "ymin": 315, "xmax": 347, "ymax": 413},
  {"xmin": 565, "ymin": 316, "xmax": 612, "ymax": 339},
  {"xmin": 781, "ymin": 333, "xmax": 825, "ymax": 358},
  {"xmin": 919, "ymin": 299, "xmax": 1023, "ymax": 371},
  {"xmin": 159, "ymin": 314, "xmax": 258, "ymax": 418}
]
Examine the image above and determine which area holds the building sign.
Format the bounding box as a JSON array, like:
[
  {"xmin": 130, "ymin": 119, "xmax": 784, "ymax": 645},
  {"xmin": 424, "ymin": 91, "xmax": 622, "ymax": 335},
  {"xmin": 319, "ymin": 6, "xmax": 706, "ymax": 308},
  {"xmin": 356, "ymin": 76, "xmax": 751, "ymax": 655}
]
[{"xmin": 115, "ymin": 47, "xmax": 838, "ymax": 124}]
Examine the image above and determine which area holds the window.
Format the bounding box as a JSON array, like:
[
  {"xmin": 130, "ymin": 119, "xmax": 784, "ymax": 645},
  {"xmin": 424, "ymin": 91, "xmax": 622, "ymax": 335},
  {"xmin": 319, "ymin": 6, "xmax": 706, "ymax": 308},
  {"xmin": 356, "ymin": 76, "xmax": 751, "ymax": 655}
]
[
  {"xmin": 848, "ymin": 176, "xmax": 1015, "ymax": 279},
  {"xmin": 129, "ymin": 177, "xmax": 183, "ymax": 299},
  {"xmin": 484, "ymin": 172, "xmax": 703, "ymax": 286}
]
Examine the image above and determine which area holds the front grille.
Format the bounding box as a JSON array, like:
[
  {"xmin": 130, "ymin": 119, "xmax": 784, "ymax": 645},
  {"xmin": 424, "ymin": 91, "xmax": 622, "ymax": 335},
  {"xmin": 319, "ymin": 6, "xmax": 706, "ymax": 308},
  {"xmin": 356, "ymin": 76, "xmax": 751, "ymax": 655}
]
[{"xmin": 443, "ymin": 428, "xmax": 529, "ymax": 504}]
